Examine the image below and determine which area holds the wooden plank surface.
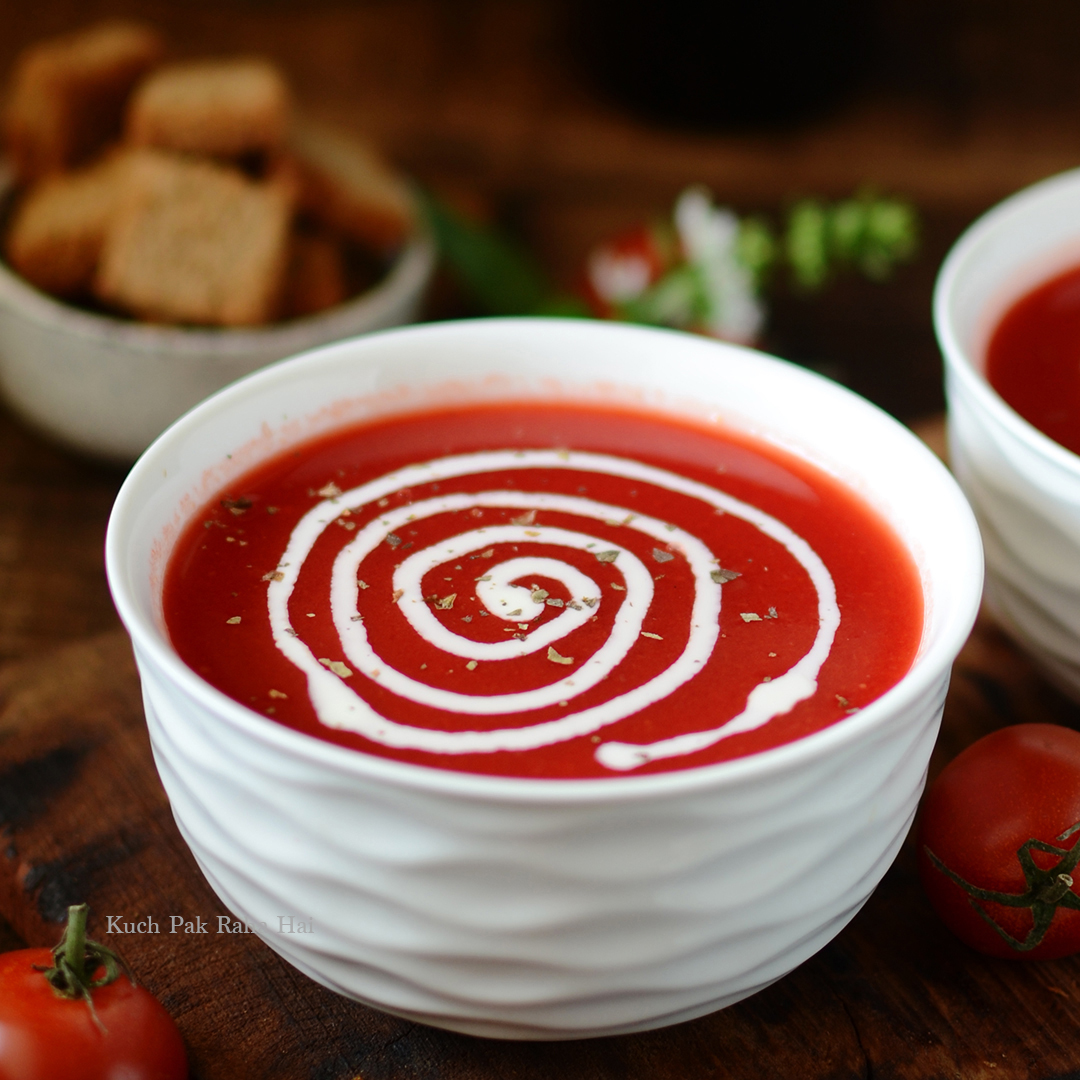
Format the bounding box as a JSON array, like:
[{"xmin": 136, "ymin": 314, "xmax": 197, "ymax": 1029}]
[{"xmin": 4, "ymin": 2, "xmax": 1080, "ymax": 1077}]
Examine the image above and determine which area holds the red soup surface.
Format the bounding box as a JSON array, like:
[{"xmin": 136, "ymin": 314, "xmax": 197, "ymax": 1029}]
[
  {"xmin": 163, "ymin": 403, "xmax": 923, "ymax": 780},
  {"xmin": 986, "ymin": 262, "xmax": 1080, "ymax": 456}
]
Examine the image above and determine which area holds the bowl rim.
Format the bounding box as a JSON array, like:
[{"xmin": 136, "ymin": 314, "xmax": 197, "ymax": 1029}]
[
  {"xmin": 107, "ymin": 317, "xmax": 983, "ymax": 805},
  {"xmin": 934, "ymin": 165, "xmax": 1080, "ymax": 475},
  {"xmin": 0, "ymin": 161, "xmax": 437, "ymax": 357}
]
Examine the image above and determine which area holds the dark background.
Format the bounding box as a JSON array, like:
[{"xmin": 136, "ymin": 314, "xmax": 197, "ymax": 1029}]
[{"xmin": 3, "ymin": 0, "xmax": 1080, "ymax": 424}]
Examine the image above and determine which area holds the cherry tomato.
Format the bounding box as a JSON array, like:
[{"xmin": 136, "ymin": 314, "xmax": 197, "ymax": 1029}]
[
  {"xmin": 918, "ymin": 723, "xmax": 1080, "ymax": 960},
  {"xmin": 582, "ymin": 225, "xmax": 670, "ymax": 318},
  {"xmin": 0, "ymin": 907, "xmax": 188, "ymax": 1080}
]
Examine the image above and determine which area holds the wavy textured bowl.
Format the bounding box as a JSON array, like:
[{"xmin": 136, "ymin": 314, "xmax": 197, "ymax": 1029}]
[
  {"xmin": 106, "ymin": 318, "xmax": 983, "ymax": 1039},
  {"xmin": 0, "ymin": 166, "xmax": 435, "ymax": 463},
  {"xmin": 935, "ymin": 168, "xmax": 1080, "ymax": 698}
]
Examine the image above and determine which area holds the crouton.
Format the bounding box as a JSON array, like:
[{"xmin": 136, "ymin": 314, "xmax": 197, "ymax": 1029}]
[
  {"xmin": 280, "ymin": 231, "xmax": 348, "ymax": 319},
  {"xmin": 94, "ymin": 151, "xmax": 292, "ymax": 326},
  {"xmin": 3, "ymin": 20, "xmax": 164, "ymax": 182},
  {"xmin": 126, "ymin": 58, "xmax": 291, "ymax": 157},
  {"xmin": 288, "ymin": 119, "xmax": 413, "ymax": 253},
  {"xmin": 4, "ymin": 148, "xmax": 149, "ymax": 295}
]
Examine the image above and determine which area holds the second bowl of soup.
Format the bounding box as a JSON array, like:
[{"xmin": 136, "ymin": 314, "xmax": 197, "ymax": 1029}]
[{"xmin": 936, "ymin": 167, "xmax": 1080, "ymax": 698}]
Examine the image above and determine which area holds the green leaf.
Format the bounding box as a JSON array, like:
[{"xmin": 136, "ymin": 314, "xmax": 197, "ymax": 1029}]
[
  {"xmin": 827, "ymin": 199, "xmax": 867, "ymax": 262},
  {"xmin": 532, "ymin": 294, "xmax": 592, "ymax": 318},
  {"xmin": 620, "ymin": 263, "xmax": 704, "ymax": 328},
  {"xmin": 735, "ymin": 215, "xmax": 777, "ymax": 290},
  {"xmin": 859, "ymin": 198, "xmax": 918, "ymax": 280},
  {"xmin": 784, "ymin": 191, "xmax": 919, "ymax": 289},
  {"xmin": 417, "ymin": 190, "xmax": 550, "ymax": 315},
  {"xmin": 785, "ymin": 200, "xmax": 830, "ymax": 290}
]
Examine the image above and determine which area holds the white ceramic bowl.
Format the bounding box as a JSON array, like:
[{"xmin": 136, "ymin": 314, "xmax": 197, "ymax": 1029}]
[
  {"xmin": 0, "ymin": 168, "xmax": 435, "ymax": 463},
  {"xmin": 935, "ymin": 168, "xmax": 1080, "ymax": 698},
  {"xmin": 105, "ymin": 318, "xmax": 982, "ymax": 1039}
]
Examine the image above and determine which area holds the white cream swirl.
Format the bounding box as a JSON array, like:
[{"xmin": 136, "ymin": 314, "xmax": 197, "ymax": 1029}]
[{"xmin": 266, "ymin": 450, "xmax": 839, "ymax": 772}]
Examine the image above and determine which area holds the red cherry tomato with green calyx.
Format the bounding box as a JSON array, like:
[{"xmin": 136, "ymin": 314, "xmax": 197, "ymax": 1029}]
[
  {"xmin": 918, "ymin": 723, "xmax": 1080, "ymax": 960},
  {"xmin": 0, "ymin": 905, "xmax": 187, "ymax": 1080}
]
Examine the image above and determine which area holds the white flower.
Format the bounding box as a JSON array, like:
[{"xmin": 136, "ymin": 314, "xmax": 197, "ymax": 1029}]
[
  {"xmin": 587, "ymin": 247, "xmax": 652, "ymax": 303},
  {"xmin": 674, "ymin": 186, "xmax": 764, "ymax": 344}
]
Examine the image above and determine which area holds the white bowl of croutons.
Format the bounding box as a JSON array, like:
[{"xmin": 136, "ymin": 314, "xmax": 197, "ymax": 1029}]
[{"xmin": 0, "ymin": 21, "xmax": 436, "ymax": 462}]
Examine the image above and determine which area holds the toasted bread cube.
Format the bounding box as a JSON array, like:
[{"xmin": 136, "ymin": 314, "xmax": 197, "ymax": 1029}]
[
  {"xmin": 3, "ymin": 20, "xmax": 164, "ymax": 182},
  {"xmin": 289, "ymin": 120, "xmax": 413, "ymax": 253},
  {"xmin": 94, "ymin": 152, "xmax": 292, "ymax": 326},
  {"xmin": 4, "ymin": 148, "xmax": 149, "ymax": 296},
  {"xmin": 126, "ymin": 58, "xmax": 291, "ymax": 157},
  {"xmin": 281, "ymin": 232, "xmax": 348, "ymax": 319}
]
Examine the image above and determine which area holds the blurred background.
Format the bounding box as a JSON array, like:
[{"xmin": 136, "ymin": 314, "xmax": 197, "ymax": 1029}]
[{"xmin": 5, "ymin": 0, "xmax": 1080, "ymax": 424}]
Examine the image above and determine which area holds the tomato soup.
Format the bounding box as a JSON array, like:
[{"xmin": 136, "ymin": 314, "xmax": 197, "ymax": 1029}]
[
  {"xmin": 986, "ymin": 263, "xmax": 1080, "ymax": 456},
  {"xmin": 163, "ymin": 403, "xmax": 922, "ymax": 779}
]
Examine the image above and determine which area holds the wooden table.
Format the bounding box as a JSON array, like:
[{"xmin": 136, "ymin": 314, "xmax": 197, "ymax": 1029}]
[{"xmin": 4, "ymin": 3, "xmax": 1080, "ymax": 1077}]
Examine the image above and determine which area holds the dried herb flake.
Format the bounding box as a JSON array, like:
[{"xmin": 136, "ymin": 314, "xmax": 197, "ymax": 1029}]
[
  {"xmin": 711, "ymin": 567, "xmax": 741, "ymax": 584},
  {"xmin": 318, "ymin": 658, "xmax": 353, "ymax": 678},
  {"xmin": 221, "ymin": 496, "xmax": 252, "ymax": 515}
]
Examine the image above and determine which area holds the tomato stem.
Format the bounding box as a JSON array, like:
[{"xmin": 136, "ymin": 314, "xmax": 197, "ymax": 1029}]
[
  {"xmin": 61, "ymin": 902, "xmax": 91, "ymax": 984},
  {"xmin": 925, "ymin": 824, "xmax": 1080, "ymax": 952},
  {"xmin": 35, "ymin": 903, "xmax": 133, "ymax": 1031}
]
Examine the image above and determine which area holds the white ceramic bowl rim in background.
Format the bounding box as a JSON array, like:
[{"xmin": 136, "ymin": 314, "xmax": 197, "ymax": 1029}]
[
  {"xmin": 934, "ymin": 166, "xmax": 1080, "ymax": 476},
  {"xmin": 107, "ymin": 318, "xmax": 983, "ymax": 805}
]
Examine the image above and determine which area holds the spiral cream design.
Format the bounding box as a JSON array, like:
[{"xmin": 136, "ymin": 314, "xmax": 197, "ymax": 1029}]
[{"xmin": 266, "ymin": 450, "xmax": 839, "ymax": 771}]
